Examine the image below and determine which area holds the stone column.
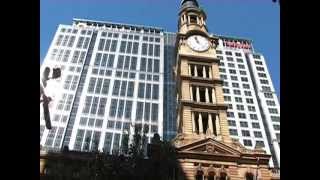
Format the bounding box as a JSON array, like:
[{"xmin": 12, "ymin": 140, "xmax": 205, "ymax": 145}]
[
  {"xmin": 188, "ymin": 64, "xmax": 191, "ymax": 76},
  {"xmin": 196, "ymin": 87, "xmax": 200, "ymax": 102},
  {"xmin": 191, "ymin": 112, "xmax": 196, "ymax": 133},
  {"xmin": 199, "ymin": 113, "xmax": 203, "ymax": 134},
  {"xmin": 208, "ymin": 113, "xmax": 214, "ymax": 135},
  {"xmin": 190, "ymin": 86, "xmax": 194, "ymax": 101},
  {"xmin": 205, "ymin": 88, "xmax": 210, "ymax": 103},
  {"xmin": 215, "ymin": 114, "xmax": 221, "ymax": 136},
  {"xmin": 211, "ymin": 88, "xmax": 216, "ymax": 104},
  {"xmin": 209, "ymin": 67, "xmax": 212, "ymax": 79},
  {"xmin": 202, "ymin": 66, "xmax": 206, "ymax": 78},
  {"xmin": 194, "ymin": 65, "xmax": 198, "ymax": 77}
]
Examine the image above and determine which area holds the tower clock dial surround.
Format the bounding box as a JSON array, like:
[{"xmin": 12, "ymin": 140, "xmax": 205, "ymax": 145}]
[{"xmin": 187, "ymin": 35, "xmax": 210, "ymax": 52}]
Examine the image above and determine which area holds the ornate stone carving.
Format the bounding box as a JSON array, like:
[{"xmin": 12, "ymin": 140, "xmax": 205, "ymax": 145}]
[{"xmin": 206, "ymin": 143, "xmax": 215, "ymax": 153}]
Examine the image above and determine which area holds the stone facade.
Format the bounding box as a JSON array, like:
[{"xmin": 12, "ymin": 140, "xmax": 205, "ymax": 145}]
[{"xmin": 173, "ymin": 1, "xmax": 279, "ymax": 180}]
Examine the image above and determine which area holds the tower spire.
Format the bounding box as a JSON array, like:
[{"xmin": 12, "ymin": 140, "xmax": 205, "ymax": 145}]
[{"xmin": 180, "ymin": 0, "xmax": 199, "ymax": 8}]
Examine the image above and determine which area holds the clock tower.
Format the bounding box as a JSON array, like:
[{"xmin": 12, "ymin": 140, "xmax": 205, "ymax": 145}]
[{"xmin": 172, "ymin": 1, "xmax": 278, "ymax": 180}]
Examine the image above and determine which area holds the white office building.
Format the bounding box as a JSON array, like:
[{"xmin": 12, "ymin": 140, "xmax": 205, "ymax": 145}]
[
  {"xmin": 40, "ymin": 19, "xmax": 165, "ymax": 154},
  {"xmin": 214, "ymin": 36, "xmax": 280, "ymax": 168}
]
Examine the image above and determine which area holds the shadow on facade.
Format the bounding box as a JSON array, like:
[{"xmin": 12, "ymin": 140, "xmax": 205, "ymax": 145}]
[{"xmin": 40, "ymin": 133, "xmax": 187, "ymax": 180}]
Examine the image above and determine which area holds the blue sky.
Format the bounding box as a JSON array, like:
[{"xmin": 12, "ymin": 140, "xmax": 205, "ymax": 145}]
[{"xmin": 40, "ymin": 0, "xmax": 279, "ymax": 97}]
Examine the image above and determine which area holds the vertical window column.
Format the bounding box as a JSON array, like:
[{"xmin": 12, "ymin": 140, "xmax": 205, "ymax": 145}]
[
  {"xmin": 190, "ymin": 85, "xmax": 193, "ymax": 101},
  {"xmin": 198, "ymin": 113, "xmax": 203, "ymax": 134},
  {"xmin": 194, "ymin": 64, "xmax": 198, "ymax": 77},
  {"xmin": 208, "ymin": 113, "xmax": 214, "ymax": 135},
  {"xmin": 196, "ymin": 86, "xmax": 200, "ymax": 102},
  {"xmin": 202, "ymin": 66, "xmax": 206, "ymax": 78},
  {"xmin": 211, "ymin": 88, "xmax": 216, "ymax": 104},
  {"xmin": 215, "ymin": 114, "xmax": 221, "ymax": 136},
  {"xmin": 205, "ymin": 88, "xmax": 210, "ymax": 103},
  {"xmin": 191, "ymin": 111, "xmax": 196, "ymax": 133},
  {"xmin": 209, "ymin": 66, "xmax": 212, "ymax": 79}
]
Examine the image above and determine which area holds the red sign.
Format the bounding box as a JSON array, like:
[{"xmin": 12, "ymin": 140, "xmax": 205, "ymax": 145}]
[{"xmin": 223, "ymin": 40, "xmax": 251, "ymax": 49}]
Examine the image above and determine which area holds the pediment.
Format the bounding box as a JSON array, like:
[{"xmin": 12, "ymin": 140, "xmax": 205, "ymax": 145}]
[{"xmin": 177, "ymin": 138, "xmax": 241, "ymax": 156}]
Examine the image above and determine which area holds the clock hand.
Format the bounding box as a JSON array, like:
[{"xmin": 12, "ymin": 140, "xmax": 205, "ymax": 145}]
[{"xmin": 195, "ymin": 36, "xmax": 199, "ymax": 44}]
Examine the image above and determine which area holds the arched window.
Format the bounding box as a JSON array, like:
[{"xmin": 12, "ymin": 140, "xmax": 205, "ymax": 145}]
[
  {"xmin": 195, "ymin": 170, "xmax": 204, "ymax": 180},
  {"xmin": 207, "ymin": 171, "xmax": 215, "ymax": 180},
  {"xmin": 246, "ymin": 173, "xmax": 254, "ymax": 180},
  {"xmin": 220, "ymin": 172, "xmax": 227, "ymax": 180}
]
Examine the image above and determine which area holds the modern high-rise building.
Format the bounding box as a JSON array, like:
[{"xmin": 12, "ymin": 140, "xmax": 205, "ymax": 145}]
[
  {"xmin": 40, "ymin": 0, "xmax": 279, "ymax": 170},
  {"xmin": 40, "ymin": 19, "xmax": 166, "ymax": 154}
]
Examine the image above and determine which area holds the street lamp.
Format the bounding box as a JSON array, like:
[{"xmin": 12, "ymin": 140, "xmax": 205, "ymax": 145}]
[{"xmin": 40, "ymin": 67, "xmax": 61, "ymax": 130}]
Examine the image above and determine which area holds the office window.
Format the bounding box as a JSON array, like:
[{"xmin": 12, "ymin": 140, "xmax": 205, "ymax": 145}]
[
  {"xmin": 117, "ymin": 100, "xmax": 125, "ymax": 118},
  {"xmin": 97, "ymin": 98, "xmax": 107, "ymax": 116},
  {"xmin": 225, "ymin": 51, "xmax": 232, "ymax": 55},
  {"xmin": 276, "ymin": 133, "xmax": 280, "ymax": 142},
  {"xmin": 104, "ymin": 39, "xmax": 111, "ymax": 51},
  {"xmin": 68, "ymin": 36, "xmax": 76, "ymax": 47},
  {"xmin": 220, "ymin": 62, "xmax": 225, "ymax": 66},
  {"xmin": 269, "ymin": 108, "xmax": 279, "ymax": 114},
  {"xmin": 88, "ymin": 118, "xmax": 95, "ymax": 127},
  {"xmin": 244, "ymin": 91, "xmax": 252, "ymax": 96},
  {"xmin": 109, "ymin": 99, "xmax": 118, "ymax": 117},
  {"xmin": 236, "ymin": 58, "xmax": 243, "ymax": 63},
  {"xmin": 228, "ymin": 63, "xmax": 235, "ymax": 68},
  {"xmin": 240, "ymin": 70, "xmax": 247, "ymax": 75},
  {"xmin": 226, "ymin": 57, "xmax": 233, "ymax": 61},
  {"xmin": 240, "ymin": 121, "xmax": 248, "ymax": 127},
  {"xmin": 231, "ymin": 76, "xmax": 238, "ymax": 81},
  {"xmin": 56, "ymin": 35, "xmax": 64, "ymax": 46},
  {"xmin": 110, "ymin": 40, "xmax": 118, "ymax": 52},
  {"xmin": 241, "ymin": 77, "xmax": 248, "ymax": 82},
  {"xmin": 246, "ymin": 98, "xmax": 254, "ymax": 104},
  {"xmin": 140, "ymin": 58, "xmax": 147, "ymax": 71},
  {"xmin": 124, "ymin": 101, "xmax": 133, "ymax": 119},
  {"xmin": 250, "ymin": 114, "xmax": 258, "ymax": 120},
  {"xmin": 152, "ymin": 84, "xmax": 159, "ymax": 100},
  {"xmin": 147, "ymin": 58, "xmax": 153, "ymax": 72},
  {"xmin": 82, "ymin": 96, "xmax": 93, "ymax": 114},
  {"xmin": 144, "ymin": 103, "xmax": 150, "ymax": 121},
  {"xmin": 232, "ymin": 83, "xmax": 239, "ymax": 88},
  {"xmin": 229, "ymin": 69, "xmax": 236, "ymax": 74},
  {"xmin": 74, "ymin": 129, "xmax": 85, "ymax": 150},
  {"xmin": 273, "ymin": 124, "xmax": 280, "ymax": 131},
  {"xmin": 98, "ymin": 39, "xmax": 105, "ymax": 51},
  {"xmin": 216, "ymin": 50, "xmax": 222, "ymax": 54},
  {"xmin": 228, "ymin": 120, "xmax": 236, "ymax": 126},
  {"xmin": 138, "ymin": 83, "xmax": 145, "ymax": 98},
  {"xmin": 95, "ymin": 78, "xmax": 103, "ymax": 94},
  {"xmin": 120, "ymin": 41, "xmax": 126, "ymax": 53},
  {"xmin": 227, "ymin": 112, "xmax": 234, "ymax": 118},
  {"xmin": 223, "ymin": 81, "xmax": 229, "ymax": 87},
  {"xmin": 233, "ymin": 90, "xmax": 241, "ymax": 95},
  {"xmin": 45, "ymin": 127, "xmax": 57, "ymax": 146},
  {"xmin": 228, "ymin": 104, "xmax": 233, "ymax": 109},
  {"xmin": 254, "ymin": 131, "xmax": 263, "ymax": 138},
  {"xmin": 256, "ymin": 141, "xmax": 265, "ymax": 147},
  {"xmin": 258, "ymin": 73, "xmax": 267, "ymax": 78},
  {"xmin": 235, "ymin": 97, "xmax": 242, "ymax": 103},
  {"xmin": 220, "ymin": 74, "xmax": 227, "ymax": 80},
  {"xmin": 252, "ymin": 122, "xmax": 260, "ymax": 129},
  {"xmin": 229, "ymin": 129, "xmax": 238, "ymax": 136},
  {"xmin": 237, "ymin": 105, "xmax": 244, "ymax": 111},
  {"xmin": 101, "ymin": 79, "xmax": 110, "ymax": 95},
  {"xmin": 217, "ymin": 56, "xmax": 223, "ymax": 60},
  {"xmin": 107, "ymin": 121, "xmax": 115, "ymax": 129},
  {"xmin": 271, "ymin": 116, "xmax": 280, "ymax": 122},
  {"xmin": 243, "ymin": 84, "xmax": 250, "ymax": 89},
  {"xmin": 136, "ymin": 102, "xmax": 144, "ymax": 121},
  {"xmin": 238, "ymin": 113, "xmax": 246, "ymax": 119},
  {"xmin": 266, "ymin": 100, "xmax": 276, "ymax": 106},
  {"xmin": 238, "ymin": 64, "xmax": 245, "ymax": 69},
  {"xmin": 219, "ymin": 68, "xmax": 226, "ymax": 73},
  {"xmin": 120, "ymin": 81, "xmax": 128, "ymax": 97},
  {"xmin": 76, "ymin": 37, "xmax": 84, "ymax": 48},
  {"xmin": 248, "ymin": 106, "xmax": 256, "ymax": 112},
  {"xmin": 103, "ymin": 133, "xmax": 113, "ymax": 153},
  {"xmin": 256, "ymin": 67, "xmax": 265, "ymax": 71},
  {"xmin": 154, "ymin": 59, "xmax": 160, "ymax": 73},
  {"xmin": 142, "ymin": 43, "xmax": 148, "ymax": 55},
  {"xmin": 79, "ymin": 117, "xmax": 88, "ymax": 126},
  {"xmin": 260, "ymin": 79, "xmax": 269, "ymax": 85},
  {"xmin": 154, "ymin": 45, "xmax": 160, "ymax": 57},
  {"xmin": 90, "ymin": 97, "xmax": 99, "ymax": 115},
  {"xmin": 112, "ymin": 80, "xmax": 121, "ymax": 96},
  {"xmin": 132, "ymin": 42, "xmax": 139, "ymax": 54},
  {"xmin": 223, "ymin": 88, "xmax": 230, "ymax": 94},
  {"xmin": 264, "ymin": 93, "xmax": 273, "ymax": 98},
  {"xmin": 253, "ymin": 54, "xmax": 261, "ymax": 59},
  {"xmin": 235, "ymin": 52, "xmax": 241, "ymax": 57},
  {"xmin": 224, "ymin": 96, "xmax": 231, "ymax": 101},
  {"xmin": 145, "ymin": 84, "xmax": 151, "ymax": 99},
  {"xmin": 243, "ymin": 139, "xmax": 252, "ymax": 146}
]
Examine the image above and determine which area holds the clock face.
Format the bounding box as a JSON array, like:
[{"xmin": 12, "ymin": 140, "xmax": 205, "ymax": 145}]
[{"xmin": 187, "ymin": 35, "xmax": 210, "ymax": 52}]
